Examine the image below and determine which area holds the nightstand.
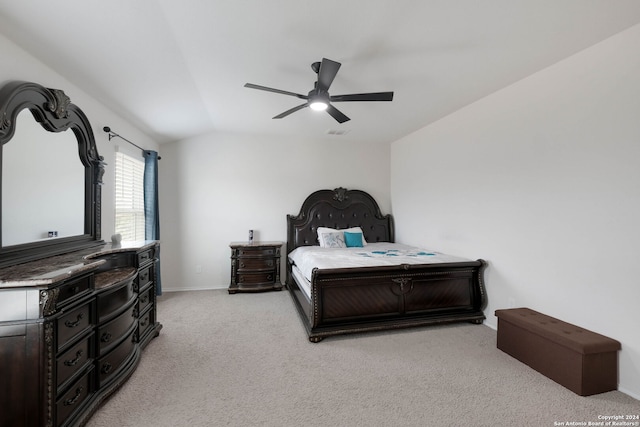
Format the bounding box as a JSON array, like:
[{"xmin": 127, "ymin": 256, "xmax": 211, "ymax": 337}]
[{"xmin": 228, "ymin": 241, "xmax": 283, "ymax": 294}]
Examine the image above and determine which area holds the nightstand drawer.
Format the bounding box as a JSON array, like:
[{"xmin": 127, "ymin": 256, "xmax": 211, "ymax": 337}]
[
  {"xmin": 237, "ymin": 247, "xmax": 278, "ymax": 257},
  {"xmin": 238, "ymin": 272, "xmax": 275, "ymax": 285},
  {"xmin": 237, "ymin": 258, "xmax": 275, "ymax": 270}
]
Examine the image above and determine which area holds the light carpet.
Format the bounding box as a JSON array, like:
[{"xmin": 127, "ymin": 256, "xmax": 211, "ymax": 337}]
[{"xmin": 86, "ymin": 289, "xmax": 640, "ymax": 427}]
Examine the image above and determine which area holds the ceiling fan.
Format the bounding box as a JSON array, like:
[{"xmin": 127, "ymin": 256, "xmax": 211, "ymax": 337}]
[{"xmin": 244, "ymin": 58, "xmax": 394, "ymax": 123}]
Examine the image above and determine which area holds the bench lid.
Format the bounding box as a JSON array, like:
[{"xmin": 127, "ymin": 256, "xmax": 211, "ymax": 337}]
[{"xmin": 495, "ymin": 308, "xmax": 621, "ymax": 354}]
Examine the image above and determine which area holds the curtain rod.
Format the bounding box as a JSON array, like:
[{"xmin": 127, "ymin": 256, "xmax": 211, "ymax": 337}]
[{"xmin": 103, "ymin": 126, "xmax": 161, "ymax": 160}]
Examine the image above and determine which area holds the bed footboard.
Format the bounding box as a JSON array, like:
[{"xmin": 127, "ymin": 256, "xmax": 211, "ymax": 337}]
[{"xmin": 288, "ymin": 260, "xmax": 487, "ymax": 342}]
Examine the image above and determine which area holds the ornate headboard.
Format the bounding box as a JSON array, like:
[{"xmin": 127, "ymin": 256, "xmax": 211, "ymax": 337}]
[{"xmin": 287, "ymin": 187, "xmax": 394, "ymax": 253}]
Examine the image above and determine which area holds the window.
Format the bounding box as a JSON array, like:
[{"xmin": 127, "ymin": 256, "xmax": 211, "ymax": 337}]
[{"xmin": 114, "ymin": 151, "xmax": 145, "ymax": 241}]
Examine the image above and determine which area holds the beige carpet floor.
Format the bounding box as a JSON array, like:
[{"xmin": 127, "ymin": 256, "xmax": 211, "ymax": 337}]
[{"xmin": 86, "ymin": 289, "xmax": 639, "ymax": 427}]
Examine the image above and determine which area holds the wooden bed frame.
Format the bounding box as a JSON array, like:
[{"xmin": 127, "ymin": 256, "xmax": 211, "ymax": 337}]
[{"xmin": 286, "ymin": 187, "xmax": 488, "ymax": 342}]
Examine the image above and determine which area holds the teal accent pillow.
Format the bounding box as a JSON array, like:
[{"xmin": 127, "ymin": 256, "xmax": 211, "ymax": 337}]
[{"xmin": 344, "ymin": 232, "xmax": 364, "ymax": 247}]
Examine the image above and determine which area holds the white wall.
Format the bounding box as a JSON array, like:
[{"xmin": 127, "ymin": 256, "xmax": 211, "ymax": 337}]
[
  {"xmin": 0, "ymin": 32, "xmax": 159, "ymax": 242},
  {"xmin": 391, "ymin": 24, "xmax": 640, "ymax": 398},
  {"xmin": 158, "ymin": 131, "xmax": 390, "ymax": 292}
]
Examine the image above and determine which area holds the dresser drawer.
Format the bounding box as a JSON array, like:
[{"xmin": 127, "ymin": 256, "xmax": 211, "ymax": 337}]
[
  {"xmin": 137, "ymin": 286, "xmax": 153, "ymax": 314},
  {"xmin": 57, "ymin": 302, "xmax": 93, "ymax": 351},
  {"xmin": 236, "ymin": 246, "xmax": 278, "ymax": 257},
  {"xmin": 56, "ymin": 275, "xmax": 92, "ymax": 308},
  {"xmin": 97, "ymin": 303, "xmax": 136, "ymax": 356},
  {"xmin": 92, "ymin": 252, "xmax": 135, "ymax": 272},
  {"xmin": 56, "ymin": 367, "xmax": 93, "ymax": 427},
  {"xmin": 57, "ymin": 334, "xmax": 93, "ymax": 392},
  {"xmin": 97, "ymin": 327, "xmax": 136, "ymax": 387},
  {"xmin": 97, "ymin": 278, "xmax": 135, "ymax": 322},
  {"xmin": 237, "ymin": 272, "xmax": 276, "ymax": 285},
  {"xmin": 137, "ymin": 249, "xmax": 154, "ymax": 267},
  {"xmin": 136, "ymin": 265, "xmax": 153, "ymax": 291},
  {"xmin": 138, "ymin": 306, "xmax": 155, "ymax": 341},
  {"xmin": 237, "ymin": 257, "xmax": 275, "ymax": 271}
]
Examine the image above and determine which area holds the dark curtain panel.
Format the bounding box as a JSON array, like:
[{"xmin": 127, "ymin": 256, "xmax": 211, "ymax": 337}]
[{"xmin": 143, "ymin": 150, "xmax": 162, "ymax": 295}]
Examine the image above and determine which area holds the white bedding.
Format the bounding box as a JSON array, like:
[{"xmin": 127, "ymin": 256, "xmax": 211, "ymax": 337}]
[{"xmin": 288, "ymin": 242, "xmax": 471, "ymax": 284}]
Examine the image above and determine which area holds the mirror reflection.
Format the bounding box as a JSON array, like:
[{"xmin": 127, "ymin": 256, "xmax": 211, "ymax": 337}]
[{"xmin": 2, "ymin": 109, "xmax": 85, "ymax": 246}]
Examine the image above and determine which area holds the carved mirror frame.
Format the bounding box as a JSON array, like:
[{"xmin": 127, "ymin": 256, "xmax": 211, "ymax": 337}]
[{"xmin": 0, "ymin": 81, "xmax": 105, "ymax": 268}]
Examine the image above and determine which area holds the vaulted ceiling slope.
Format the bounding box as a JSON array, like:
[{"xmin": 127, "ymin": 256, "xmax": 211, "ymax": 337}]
[{"xmin": 1, "ymin": 1, "xmax": 640, "ymax": 145}]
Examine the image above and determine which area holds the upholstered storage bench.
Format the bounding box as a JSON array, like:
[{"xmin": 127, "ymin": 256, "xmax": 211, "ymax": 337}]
[{"xmin": 495, "ymin": 308, "xmax": 621, "ymax": 396}]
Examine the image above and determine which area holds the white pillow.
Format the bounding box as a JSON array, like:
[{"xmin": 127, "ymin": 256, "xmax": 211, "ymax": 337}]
[
  {"xmin": 318, "ymin": 231, "xmax": 346, "ymax": 248},
  {"xmin": 317, "ymin": 226, "xmax": 367, "ymax": 247}
]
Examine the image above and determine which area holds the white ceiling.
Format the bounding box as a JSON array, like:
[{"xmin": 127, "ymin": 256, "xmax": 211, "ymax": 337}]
[{"xmin": 1, "ymin": 1, "xmax": 640, "ymax": 145}]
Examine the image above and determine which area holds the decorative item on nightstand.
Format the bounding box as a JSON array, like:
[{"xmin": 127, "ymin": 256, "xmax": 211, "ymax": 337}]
[{"xmin": 229, "ymin": 241, "xmax": 283, "ymax": 294}]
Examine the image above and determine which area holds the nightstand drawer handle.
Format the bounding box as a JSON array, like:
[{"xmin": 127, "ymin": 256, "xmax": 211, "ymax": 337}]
[
  {"xmin": 101, "ymin": 332, "xmax": 112, "ymax": 343},
  {"xmin": 101, "ymin": 363, "xmax": 112, "ymax": 374},
  {"xmin": 64, "ymin": 350, "xmax": 84, "ymax": 367},
  {"xmin": 64, "ymin": 313, "xmax": 84, "ymax": 328},
  {"xmin": 267, "ymin": 274, "xmax": 273, "ymax": 280}
]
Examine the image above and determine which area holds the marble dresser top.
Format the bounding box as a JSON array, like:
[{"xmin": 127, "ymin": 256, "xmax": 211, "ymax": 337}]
[{"xmin": 0, "ymin": 240, "xmax": 158, "ymax": 288}]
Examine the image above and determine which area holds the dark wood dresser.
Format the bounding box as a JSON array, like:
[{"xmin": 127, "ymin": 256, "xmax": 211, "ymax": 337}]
[
  {"xmin": 228, "ymin": 241, "xmax": 283, "ymax": 293},
  {"xmin": 0, "ymin": 241, "xmax": 161, "ymax": 427}
]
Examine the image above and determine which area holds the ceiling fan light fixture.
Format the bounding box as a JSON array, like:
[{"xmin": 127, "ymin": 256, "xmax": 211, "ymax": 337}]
[{"xmin": 310, "ymin": 100, "xmax": 328, "ymax": 111}]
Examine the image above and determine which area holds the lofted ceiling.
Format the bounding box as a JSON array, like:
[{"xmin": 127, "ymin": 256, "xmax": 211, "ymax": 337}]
[{"xmin": 1, "ymin": 1, "xmax": 640, "ymax": 145}]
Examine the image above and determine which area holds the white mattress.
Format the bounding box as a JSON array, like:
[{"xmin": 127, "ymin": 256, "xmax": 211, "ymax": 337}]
[
  {"xmin": 291, "ymin": 264, "xmax": 312, "ymax": 300},
  {"xmin": 288, "ymin": 242, "xmax": 471, "ymax": 288}
]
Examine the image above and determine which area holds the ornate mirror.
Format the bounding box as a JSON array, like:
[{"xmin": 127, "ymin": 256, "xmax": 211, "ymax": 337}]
[{"xmin": 0, "ymin": 81, "xmax": 105, "ymax": 268}]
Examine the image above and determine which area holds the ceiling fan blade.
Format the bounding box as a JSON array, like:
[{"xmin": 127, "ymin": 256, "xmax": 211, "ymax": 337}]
[
  {"xmin": 326, "ymin": 104, "xmax": 350, "ymax": 123},
  {"xmin": 273, "ymin": 103, "xmax": 309, "ymax": 119},
  {"xmin": 244, "ymin": 83, "xmax": 307, "ymax": 99},
  {"xmin": 330, "ymin": 92, "xmax": 394, "ymax": 102},
  {"xmin": 316, "ymin": 58, "xmax": 341, "ymax": 92}
]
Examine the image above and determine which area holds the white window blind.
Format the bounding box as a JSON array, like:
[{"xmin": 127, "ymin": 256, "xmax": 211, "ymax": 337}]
[{"xmin": 114, "ymin": 151, "xmax": 145, "ymax": 241}]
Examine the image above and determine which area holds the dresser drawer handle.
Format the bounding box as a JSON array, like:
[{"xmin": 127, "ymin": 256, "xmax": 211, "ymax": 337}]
[
  {"xmin": 140, "ymin": 317, "xmax": 149, "ymax": 328},
  {"xmin": 140, "ymin": 294, "xmax": 149, "ymax": 304},
  {"xmin": 267, "ymin": 274, "xmax": 273, "ymax": 280},
  {"xmin": 64, "ymin": 387, "xmax": 83, "ymax": 406},
  {"xmin": 240, "ymin": 262, "xmax": 245, "ymax": 268},
  {"xmin": 140, "ymin": 272, "xmax": 149, "ymax": 281},
  {"xmin": 100, "ymin": 332, "xmax": 112, "ymax": 343},
  {"xmin": 64, "ymin": 350, "xmax": 84, "ymax": 367},
  {"xmin": 64, "ymin": 313, "xmax": 84, "ymax": 328},
  {"xmin": 101, "ymin": 363, "xmax": 112, "ymax": 374}
]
